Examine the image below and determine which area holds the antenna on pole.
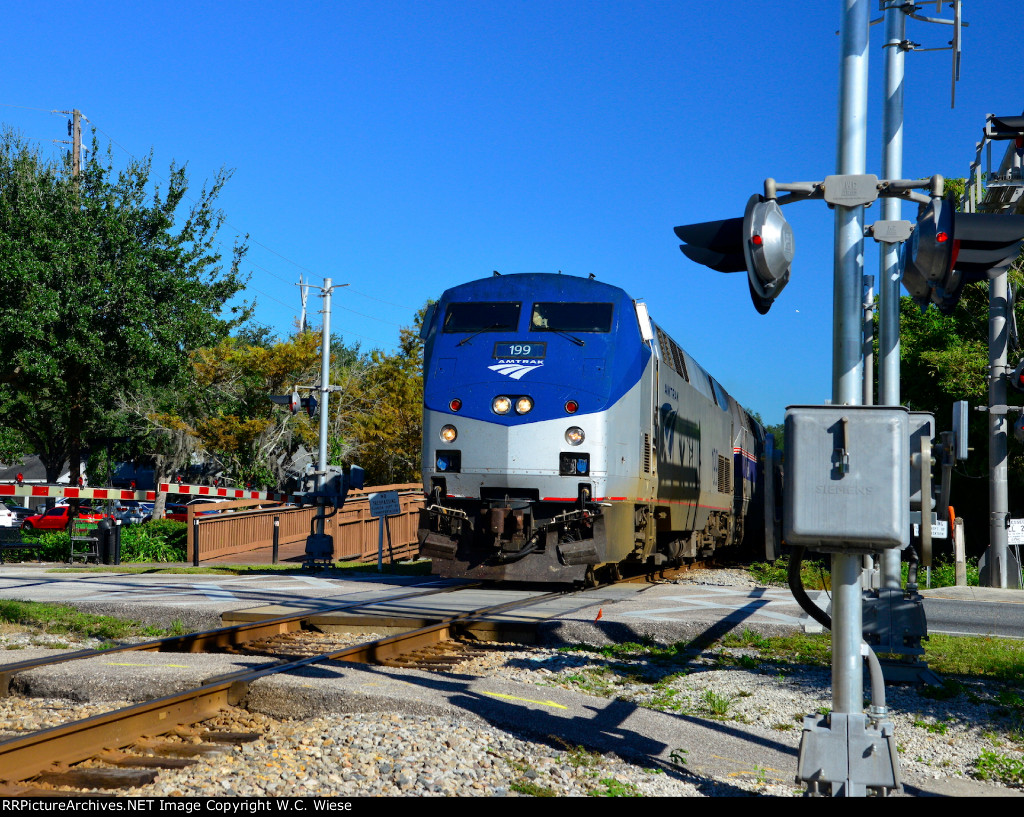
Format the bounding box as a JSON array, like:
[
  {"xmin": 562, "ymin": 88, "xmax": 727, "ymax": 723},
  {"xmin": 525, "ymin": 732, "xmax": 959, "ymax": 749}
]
[
  {"xmin": 298, "ymin": 275, "xmax": 309, "ymax": 332},
  {"xmin": 902, "ymin": 0, "xmax": 966, "ymax": 109}
]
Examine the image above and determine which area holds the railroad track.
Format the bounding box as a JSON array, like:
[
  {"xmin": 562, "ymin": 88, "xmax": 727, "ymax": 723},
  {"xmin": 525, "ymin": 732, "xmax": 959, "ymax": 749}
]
[
  {"xmin": 0, "ymin": 584, "xmax": 581, "ymax": 794},
  {"xmin": 0, "ymin": 561, "xmax": 717, "ymax": 793}
]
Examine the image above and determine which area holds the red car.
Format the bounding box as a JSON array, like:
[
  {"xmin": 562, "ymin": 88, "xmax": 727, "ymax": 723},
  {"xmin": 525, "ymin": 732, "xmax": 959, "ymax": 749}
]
[
  {"xmin": 21, "ymin": 505, "xmax": 108, "ymax": 532},
  {"xmin": 164, "ymin": 504, "xmax": 189, "ymax": 523}
]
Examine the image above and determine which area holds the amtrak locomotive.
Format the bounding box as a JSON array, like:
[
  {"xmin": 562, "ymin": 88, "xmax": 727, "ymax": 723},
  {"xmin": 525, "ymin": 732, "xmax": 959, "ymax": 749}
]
[{"xmin": 417, "ymin": 272, "xmax": 777, "ymax": 583}]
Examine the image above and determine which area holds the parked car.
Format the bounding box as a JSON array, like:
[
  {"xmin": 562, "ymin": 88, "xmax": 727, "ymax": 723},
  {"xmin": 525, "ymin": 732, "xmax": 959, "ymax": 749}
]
[
  {"xmin": 114, "ymin": 500, "xmax": 154, "ymax": 525},
  {"xmin": 0, "ymin": 504, "xmax": 15, "ymax": 528},
  {"xmin": 1, "ymin": 499, "xmax": 33, "ymax": 523},
  {"xmin": 164, "ymin": 503, "xmax": 189, "ymax": 523},
  {"xmin": 21, "ymin": 505, "xmax": 109, "ymax": 532}
]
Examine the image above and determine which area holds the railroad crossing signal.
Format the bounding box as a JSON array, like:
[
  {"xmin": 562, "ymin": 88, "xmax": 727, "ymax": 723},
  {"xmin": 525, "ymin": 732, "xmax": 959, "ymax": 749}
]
[
  {"xmin": 269, "ymin": 390, "xmax": 301, "ymax": 414},
  {"xmin": 1010, "ymin": 360, "xmax": 1024, "ymax": 393},
  {"xmin": 674, "ymin": 194, "xmax": 794, "ymax": 314},
  {"xmin": 902, "ymin": 197, "xmax": 1024, "ymax": 313}
]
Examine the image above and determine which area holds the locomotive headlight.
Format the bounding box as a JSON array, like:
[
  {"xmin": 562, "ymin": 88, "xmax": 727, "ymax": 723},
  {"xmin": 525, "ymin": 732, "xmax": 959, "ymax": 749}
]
[
  {"xmin": 565, "ymin": 426, "xmax": 585, "ymax": 446},
  {"xmin": 515, "ymin": 396, "xmax": 533, "ymax": 414},
  {"xmin": 440, "ymin": 424, "xmax": 458, "ymax": 443},
  {"xmin": 492, "ymin": 396, "xmax": 512, "ymax": 415}
]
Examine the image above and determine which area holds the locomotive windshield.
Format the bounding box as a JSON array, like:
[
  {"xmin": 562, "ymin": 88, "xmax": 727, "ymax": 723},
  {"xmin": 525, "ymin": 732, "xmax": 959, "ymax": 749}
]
[
  {"xmin": 530, "ymin": 302, "xmax": 614, "ymax": 333},
  {"xmin": 442, "ymin": 302, "xmax": 521, "ymax": 333}
]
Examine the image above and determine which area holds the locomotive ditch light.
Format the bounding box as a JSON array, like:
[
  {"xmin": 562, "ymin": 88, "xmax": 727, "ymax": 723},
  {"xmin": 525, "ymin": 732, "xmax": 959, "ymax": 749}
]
[
  {"xmin": 565, "ymin": 426, "xmax": 585, "ymax": 445},
  {"xmin": 440, "ymin": 424, "xmax": 458, "ymax": 442},
  {"xmin": 674, "ymin": 194, "xmax": 794, "ymax": 314}
]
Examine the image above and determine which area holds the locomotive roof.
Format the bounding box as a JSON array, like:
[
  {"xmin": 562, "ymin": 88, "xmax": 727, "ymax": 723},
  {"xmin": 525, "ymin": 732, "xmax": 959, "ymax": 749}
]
[{"xmin": 439, "ymin": 272, "xmax": 632, "ymax": 302}]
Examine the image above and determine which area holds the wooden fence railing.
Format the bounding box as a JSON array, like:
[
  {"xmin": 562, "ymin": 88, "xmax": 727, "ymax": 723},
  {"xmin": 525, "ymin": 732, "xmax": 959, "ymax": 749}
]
[{"xmin": 186, "ymin": 484, "xmax": 425, "ymax": 564}]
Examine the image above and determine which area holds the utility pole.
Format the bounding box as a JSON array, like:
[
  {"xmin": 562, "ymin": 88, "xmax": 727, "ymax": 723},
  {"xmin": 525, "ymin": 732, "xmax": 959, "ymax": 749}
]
[
  {"xmin": 52, "ymin": 108, "xmax": 85, "ymax": 181},
  {"xmin": 71, "ymin": 109, "xmax": 81, "ymax": 178},
  {"xmin": 316, "ymin": 278, "xmax": 333, "ymax": 492}
]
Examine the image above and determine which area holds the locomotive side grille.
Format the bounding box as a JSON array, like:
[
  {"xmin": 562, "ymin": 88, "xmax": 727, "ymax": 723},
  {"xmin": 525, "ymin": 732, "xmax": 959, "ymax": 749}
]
[
  {"xmin": 642, "ymin": 433, "xmax": 651, "ymax": 473},
  {"xmin": 655, "ymin": 326, "xmax": 690, "ymax": 382},
  {"xmin": 656, "ymin": 327, "xmax": 674, "ymax": 372},
  {"xmin": 717, "ymin": 455, "xmax": 731, "ymax": 493},
  {"xmin": 672, "ymin": 344, "xmax": 689, "ymax": 381}
]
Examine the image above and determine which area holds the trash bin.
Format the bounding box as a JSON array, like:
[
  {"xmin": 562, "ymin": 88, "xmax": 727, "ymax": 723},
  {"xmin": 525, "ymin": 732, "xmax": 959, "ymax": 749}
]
[
  {"xmin": 96, "ymin": 518, "xmax": 112, "ymax": 565},
  {"xmin": 111, "ymin": 520, "xmax": 122, "ymax": 565}
]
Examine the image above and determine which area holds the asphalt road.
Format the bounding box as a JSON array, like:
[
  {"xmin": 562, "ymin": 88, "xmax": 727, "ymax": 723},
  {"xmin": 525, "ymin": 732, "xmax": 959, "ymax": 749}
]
[{"xmin": 922, "ymin": 595, "xmax": 1024, "ymax": 639}]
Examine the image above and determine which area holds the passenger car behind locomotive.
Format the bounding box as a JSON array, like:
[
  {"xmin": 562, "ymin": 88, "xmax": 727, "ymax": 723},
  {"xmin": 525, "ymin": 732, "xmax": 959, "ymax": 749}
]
[{"xmin": 417, "ymin": 272, "xmax": 777, "ymax": 583}]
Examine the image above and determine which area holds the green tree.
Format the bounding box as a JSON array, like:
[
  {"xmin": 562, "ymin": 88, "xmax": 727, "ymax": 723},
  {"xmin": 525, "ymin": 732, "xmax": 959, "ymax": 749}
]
[
  {"xmin": 0, "ymin": 128, "xmax": 249, "ymax": 483},
  {"xmin": 189, "ymin": 332, "xmax": 323, "ymax": 487},
  {"xmin": 349, "ymin": 309, "xmax": 428, "ymax": 486}
]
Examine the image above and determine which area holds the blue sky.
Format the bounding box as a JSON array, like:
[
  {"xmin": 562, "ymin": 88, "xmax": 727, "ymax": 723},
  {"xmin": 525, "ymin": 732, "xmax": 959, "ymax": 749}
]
[{"xmin": 3, "ymin": 1, "xmax": 1021, "ymax": 425}]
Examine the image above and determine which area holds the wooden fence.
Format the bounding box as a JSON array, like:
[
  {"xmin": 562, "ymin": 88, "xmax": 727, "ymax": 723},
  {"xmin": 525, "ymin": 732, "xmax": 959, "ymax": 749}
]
[{"xmin": 186, "ymin": 484, "xmax": 425, "ymax": 564}]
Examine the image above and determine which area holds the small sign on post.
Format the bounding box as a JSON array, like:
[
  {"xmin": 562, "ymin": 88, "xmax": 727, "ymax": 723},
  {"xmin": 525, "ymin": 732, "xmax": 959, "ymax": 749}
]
[
  {"xmin": 1008, "ymin": 518, "xmax": 1024, "ymax": 546},
  {"xmin": 368, "ymin": 491, "xmax": 401, "ymax": 571}
]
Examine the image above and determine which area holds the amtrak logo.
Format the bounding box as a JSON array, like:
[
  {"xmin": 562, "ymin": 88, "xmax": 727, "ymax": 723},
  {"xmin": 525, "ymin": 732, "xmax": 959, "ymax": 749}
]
[{"xmin": 489, "ymin": 360, "xmax": 543, "ymax": 380}]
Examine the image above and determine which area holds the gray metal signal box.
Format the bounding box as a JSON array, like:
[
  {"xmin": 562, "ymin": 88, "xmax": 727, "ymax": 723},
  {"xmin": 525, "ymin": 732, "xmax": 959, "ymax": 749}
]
[{"xmin": 784, "ymin": 405, "xmax": 909, "ymax": 553}]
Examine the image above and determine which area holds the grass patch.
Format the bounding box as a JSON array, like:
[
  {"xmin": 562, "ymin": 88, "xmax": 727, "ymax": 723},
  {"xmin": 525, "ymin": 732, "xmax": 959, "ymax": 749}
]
[
  {"xmin": 913, "ymin": 717, "xmax": 951, "ymax": 735},
  {"xmin": 561, "ymin": 745, "xmax": 602, "ymax": 768},
  {"xmin": 690, "ymin": 630, "xmax": 1024, "ymax": 682},
  {"xmin": 562, "ymin": 667, "xmax": 619, "ymax": 698},
  {"xmin": 926, "ymin": 634, "xmax": 1024, "ymax": 683},
  {"xmin": 748, "ymin": 555, "xmax": 980, "ymax": 590},
  {"xmin": 0, "ymin": 599, "xmax": 185, "ymax": 642},
  {"xmin": 701, "ymin": 689, "xmax": 741, "ymax": 719},
  {"xmin": 510, "ymin": 780, "xmax": 556, "ymax": 796},
  {"xmin": 974, "ymin": 750, "xmax": 1024, "ymax": 787},
  {"xmin": 748, "ymin": 556, "xmax": 832, "ymax": 590},
  {"xmin": 589, "ymin": 778, "xmax": 641, "ymax": 797}
]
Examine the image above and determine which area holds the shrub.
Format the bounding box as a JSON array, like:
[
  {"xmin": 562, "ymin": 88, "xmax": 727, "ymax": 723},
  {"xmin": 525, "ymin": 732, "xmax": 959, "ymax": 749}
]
[
  {"xmin": 18, "ymin": 529, "xmax": 71, "ymax": 561},
  {"xmin": 119, "ymin": 521, "xmax": 187, "ymax": 563},
  {"xmin": 141, "ymin": 519, "xmax": 186, "ymax": 552}
]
